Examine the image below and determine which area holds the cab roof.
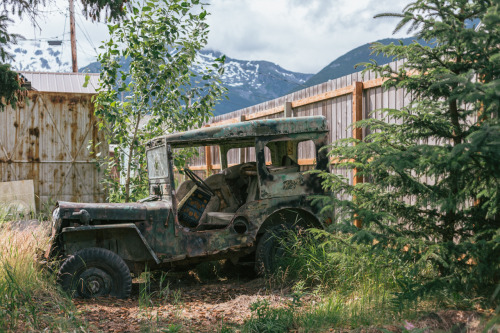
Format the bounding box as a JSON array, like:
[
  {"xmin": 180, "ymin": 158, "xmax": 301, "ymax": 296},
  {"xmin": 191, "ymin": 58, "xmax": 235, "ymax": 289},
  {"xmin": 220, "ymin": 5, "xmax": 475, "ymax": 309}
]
[{"xmin": 154, "ymin": 116, "xmax": 328, "ymax": 148}]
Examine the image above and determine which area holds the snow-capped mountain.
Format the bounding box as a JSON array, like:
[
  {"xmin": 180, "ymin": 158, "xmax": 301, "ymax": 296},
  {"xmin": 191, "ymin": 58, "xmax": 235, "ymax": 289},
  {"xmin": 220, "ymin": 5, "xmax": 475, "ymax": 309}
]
[
  {"xmin": 198, "ymin": 51, "xmax": 312, "ymax": 114},
  {"xmin": 7, "ymin": 40, "xmax": 72, "ymax": 72},
  {"xmin": 6, "ymin": 42, "xmax": 312, "ymax": 115},
  {"xmin": 81, "ymin": 50, "xmax": 313, "ymax": 115}
]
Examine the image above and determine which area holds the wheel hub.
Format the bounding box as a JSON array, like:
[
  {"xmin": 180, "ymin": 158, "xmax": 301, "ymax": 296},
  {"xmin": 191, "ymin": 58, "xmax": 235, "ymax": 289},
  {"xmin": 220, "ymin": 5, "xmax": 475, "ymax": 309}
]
[
  {"xmin": 79, "ymin": 267, "xmax": 112, "ymax": 297},
  {"xmin": 87, "ymin": 277, "xmax": 103, "ymax": 294}
]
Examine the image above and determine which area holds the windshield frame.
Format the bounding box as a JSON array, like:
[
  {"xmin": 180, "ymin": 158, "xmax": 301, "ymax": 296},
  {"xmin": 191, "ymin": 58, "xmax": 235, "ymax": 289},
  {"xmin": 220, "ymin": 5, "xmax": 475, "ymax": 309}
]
[{"xmin": 146, "ymin": 143, "xmax": 169, "ymax": 182}]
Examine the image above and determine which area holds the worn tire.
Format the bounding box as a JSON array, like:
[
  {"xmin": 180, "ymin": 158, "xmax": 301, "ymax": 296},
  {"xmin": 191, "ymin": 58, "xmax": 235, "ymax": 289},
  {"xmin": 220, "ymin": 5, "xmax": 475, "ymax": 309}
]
[
  {"xmin": 255, "ymin": 224, "xmax": 295, "ymax": 275},
  {"xmin": 58, "ymin": 247, "xmax": 132, "ymax": 299}
]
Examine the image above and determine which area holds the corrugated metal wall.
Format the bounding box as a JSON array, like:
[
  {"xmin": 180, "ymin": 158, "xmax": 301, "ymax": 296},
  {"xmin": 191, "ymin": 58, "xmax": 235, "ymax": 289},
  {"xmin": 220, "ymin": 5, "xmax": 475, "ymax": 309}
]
[{"xmin": 0, "ymin": 92, "xmax": 107, "ymax": 210}]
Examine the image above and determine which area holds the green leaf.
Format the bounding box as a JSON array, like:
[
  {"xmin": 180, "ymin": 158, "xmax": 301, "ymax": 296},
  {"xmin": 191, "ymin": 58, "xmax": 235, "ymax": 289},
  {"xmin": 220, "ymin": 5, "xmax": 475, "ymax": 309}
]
[{"xmin": 83, "ymin": 74, "xmax": 90, "ymax": 88}]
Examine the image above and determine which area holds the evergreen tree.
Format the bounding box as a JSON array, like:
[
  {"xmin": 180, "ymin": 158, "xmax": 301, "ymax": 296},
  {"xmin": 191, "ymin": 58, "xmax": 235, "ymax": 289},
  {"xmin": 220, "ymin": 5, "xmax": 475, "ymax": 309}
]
[{"xmin": 316, "ymin": 0, "xmax": 500, "ymax": 298}]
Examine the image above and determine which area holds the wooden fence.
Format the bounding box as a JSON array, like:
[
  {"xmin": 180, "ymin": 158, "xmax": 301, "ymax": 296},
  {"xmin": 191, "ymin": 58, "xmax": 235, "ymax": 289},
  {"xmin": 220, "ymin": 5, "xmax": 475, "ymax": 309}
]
[{"xmin": 184, "ymin": 59, "xmax": 410, "ymax": 186}]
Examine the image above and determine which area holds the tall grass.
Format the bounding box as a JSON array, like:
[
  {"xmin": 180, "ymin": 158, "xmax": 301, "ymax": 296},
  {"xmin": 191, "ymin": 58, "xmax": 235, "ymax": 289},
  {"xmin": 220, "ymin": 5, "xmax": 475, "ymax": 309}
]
[
  {"xmin": 0, "ymin": 208, "xmax": 83, "ymax": 331},
  {"xmin": 243, "ymin": 228, "xmax": 427, "ymax": 332}
]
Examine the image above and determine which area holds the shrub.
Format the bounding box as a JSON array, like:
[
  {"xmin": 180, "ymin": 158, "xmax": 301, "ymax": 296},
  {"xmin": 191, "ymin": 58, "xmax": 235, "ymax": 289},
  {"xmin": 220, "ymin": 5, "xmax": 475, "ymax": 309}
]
[{"xmin": 312, "ymin": 0, "xmax": 500, "ymax": 304}]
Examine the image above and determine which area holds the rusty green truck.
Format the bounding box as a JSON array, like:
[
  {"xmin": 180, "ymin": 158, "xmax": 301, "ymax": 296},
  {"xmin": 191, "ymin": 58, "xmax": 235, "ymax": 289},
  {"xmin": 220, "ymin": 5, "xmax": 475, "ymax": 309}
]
[{"xmin": 48, "ymin": 116, "xmax": 330, "ymax": 298}]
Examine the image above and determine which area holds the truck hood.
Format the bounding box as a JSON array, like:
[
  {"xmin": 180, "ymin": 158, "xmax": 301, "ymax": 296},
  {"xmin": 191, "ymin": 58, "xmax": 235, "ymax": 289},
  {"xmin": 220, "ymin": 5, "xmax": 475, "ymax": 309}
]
[{"xmin": 56, "ymin": 200, "xmax": 168, "ymax": 223}]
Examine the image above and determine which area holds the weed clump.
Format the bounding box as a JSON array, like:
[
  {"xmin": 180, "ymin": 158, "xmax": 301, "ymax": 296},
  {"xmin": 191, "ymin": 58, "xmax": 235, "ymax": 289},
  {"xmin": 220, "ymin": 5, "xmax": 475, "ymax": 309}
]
[
  {"xmin": 249, "ymin": 228, "xmax": 418, "ymax": 330},
  {"xmin": 0, "ymin": 214, "xmax": 82, "ymax": 331}
]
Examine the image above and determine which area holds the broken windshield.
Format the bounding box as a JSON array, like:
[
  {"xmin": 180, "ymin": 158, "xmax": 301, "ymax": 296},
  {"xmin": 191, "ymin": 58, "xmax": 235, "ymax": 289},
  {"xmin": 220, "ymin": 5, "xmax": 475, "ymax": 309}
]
[{"xmin": 147, "ymin": 147, "xmax": 169, "ymax": 179}]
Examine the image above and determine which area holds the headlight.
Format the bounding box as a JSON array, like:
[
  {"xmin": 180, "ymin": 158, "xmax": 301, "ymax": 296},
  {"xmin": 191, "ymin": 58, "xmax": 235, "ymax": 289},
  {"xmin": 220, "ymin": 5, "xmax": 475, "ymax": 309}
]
[
  {"xmin": 50, "ymin": 207, "xmax": 61, "ymax": 237},
  {"xmin": 52, "ymin": 207, "xmax": 60, "ymax": 227}
]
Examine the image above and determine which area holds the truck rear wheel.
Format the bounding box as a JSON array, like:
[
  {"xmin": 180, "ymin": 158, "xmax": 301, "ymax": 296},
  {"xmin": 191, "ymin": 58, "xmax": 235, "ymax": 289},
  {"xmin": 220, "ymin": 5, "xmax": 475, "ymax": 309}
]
[
  {"xmin": 255, "ymin": 224, "xmax": 296, "ymax": 275},
  {"xmin": 58, "ymin": 247, "xmax": 132, "ymax": 299}
]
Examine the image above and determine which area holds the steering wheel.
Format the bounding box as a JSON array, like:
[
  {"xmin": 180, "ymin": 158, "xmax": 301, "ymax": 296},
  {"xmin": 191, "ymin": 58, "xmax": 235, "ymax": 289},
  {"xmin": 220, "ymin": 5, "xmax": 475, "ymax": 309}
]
[
  {"xmin": 184, "ymin": 168, "xmax": 215, "ymax": 196},
  {"xmin": 240, "ymin": 162, "xmax": 257, "ymax": 177}
]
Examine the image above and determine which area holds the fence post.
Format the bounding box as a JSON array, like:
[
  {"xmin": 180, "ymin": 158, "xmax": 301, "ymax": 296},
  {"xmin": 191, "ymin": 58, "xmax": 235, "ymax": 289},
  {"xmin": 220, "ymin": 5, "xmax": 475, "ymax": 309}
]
[
  {"xmin": 203, "ymin": 124, "xmax": 212, "ymax": 177},
  {"xmin": 239, "ymin": 115, "xmax": 247, "ymax": 163},
  {"xmin": 352, "ymin": 82, "xmax": 364, "ymax": 228},
  {"xmin": 284, "ymin": 102, "xmax": 292, "ymax": 117}
]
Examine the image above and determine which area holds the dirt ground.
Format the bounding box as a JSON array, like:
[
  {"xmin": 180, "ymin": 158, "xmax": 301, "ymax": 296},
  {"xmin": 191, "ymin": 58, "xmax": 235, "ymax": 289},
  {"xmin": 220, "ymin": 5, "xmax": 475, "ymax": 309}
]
[
  {"xmin": 72, "ymin": 270, "xmax": 494, "ymax": 333},
  {"xmin": 74, "ymin": 273, "xmax": 290, "ymax": 332}
]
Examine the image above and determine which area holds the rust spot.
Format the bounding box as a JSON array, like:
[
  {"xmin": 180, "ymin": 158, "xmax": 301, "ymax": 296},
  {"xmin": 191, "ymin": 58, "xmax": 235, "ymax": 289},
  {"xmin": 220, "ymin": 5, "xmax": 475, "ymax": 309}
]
[
  {"xmin": 70, "ymin": 97, "xmax": 80, "ymax": 104},
  {"xmin": 50, "ymin": 95, "xmax": 65, "ymax": 104},
  {"xmin": 29, "ymin": 127, "xmax": 40, "ymax": 137},
  {"xmin": 71, "ymin": 122, "xmax": 78, "ymax": 142}
]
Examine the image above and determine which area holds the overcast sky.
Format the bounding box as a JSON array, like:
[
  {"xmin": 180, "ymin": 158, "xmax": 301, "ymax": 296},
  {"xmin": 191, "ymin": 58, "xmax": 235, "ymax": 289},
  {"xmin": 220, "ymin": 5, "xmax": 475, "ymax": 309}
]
[{"xmin": 9, "ymin": 0, "xmax": 413, "ymax": 73}]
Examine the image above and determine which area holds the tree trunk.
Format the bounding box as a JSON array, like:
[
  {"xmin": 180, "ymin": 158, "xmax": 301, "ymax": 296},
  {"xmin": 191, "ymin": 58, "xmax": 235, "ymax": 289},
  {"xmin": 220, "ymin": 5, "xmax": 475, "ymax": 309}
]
[
  {"xmin": 443, "ymin": 99, "xmax": 462, "ymax": 243},
  {"xmin": 124, "ymin": 113, "xmax": 142, "ymax": 202}
]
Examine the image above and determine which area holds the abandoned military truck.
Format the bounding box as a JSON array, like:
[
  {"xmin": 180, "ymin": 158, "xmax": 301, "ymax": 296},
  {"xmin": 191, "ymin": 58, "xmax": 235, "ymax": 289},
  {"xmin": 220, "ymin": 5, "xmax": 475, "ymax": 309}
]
[{"xmin": 48, "ymin": 116, "xmax": 330, "ymax": 298}]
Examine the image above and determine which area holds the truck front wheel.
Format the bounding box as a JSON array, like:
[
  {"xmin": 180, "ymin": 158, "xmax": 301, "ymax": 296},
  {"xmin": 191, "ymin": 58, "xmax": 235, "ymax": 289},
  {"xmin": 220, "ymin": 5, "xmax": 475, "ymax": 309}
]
[{"xmin": 58, "ymin": 247, "xmax": 132, "ymax": 299}]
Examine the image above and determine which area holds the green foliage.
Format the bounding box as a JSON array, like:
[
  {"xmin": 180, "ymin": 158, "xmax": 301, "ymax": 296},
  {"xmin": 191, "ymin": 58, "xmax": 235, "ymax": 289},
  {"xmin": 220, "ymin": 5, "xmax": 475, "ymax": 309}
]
[
  {"xmin": 0, "ymin": 63, "xmax": 26, "ymax": 111},
  {"xmin": 0, "ymin": 14, "xmax": 20, "ymax": 63},
  {"xmin": 76, "ymin": 0, "xmax": 127, "ymax": 21},
  {"xmin": 314, "ymin": 0, "xmax": 500, "ymax": 302},
  {"xmin": 93, "ymin": 0, "xmax": 226, "ymax": 202},
  {"xmin": 243, "ymin": 299, "xmax": 295, "ymax": 333},
  {"xmin": 245, "ymin": 228, "xmax": 494, "ymax": 331},
  {"xmin": 1, "ymin": 0, "xmax": 126, "ymax": 22},
  {"xmin": 279, "ymin": 229, "xmax": 422, "ymax": 319},
  {"xmin": 278, "ymin": 229, "xmax": 412, "ymax": 293}
]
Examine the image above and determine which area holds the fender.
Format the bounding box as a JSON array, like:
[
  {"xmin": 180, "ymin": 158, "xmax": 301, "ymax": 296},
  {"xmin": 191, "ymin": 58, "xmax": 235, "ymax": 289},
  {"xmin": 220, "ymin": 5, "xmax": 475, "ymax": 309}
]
[
  {"xmin": 234, "ymin": 196, "xmax": 324, "ymax": 237},
  {"xmin": 60, "ymin": 224, "xmax": 160, "ymax": 264}
]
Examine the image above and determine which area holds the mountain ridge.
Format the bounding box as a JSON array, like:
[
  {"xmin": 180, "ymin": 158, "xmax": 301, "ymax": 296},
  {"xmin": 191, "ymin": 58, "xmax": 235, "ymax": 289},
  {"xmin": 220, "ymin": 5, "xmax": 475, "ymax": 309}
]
[
  {"xmin": 80, "ymin": 50, "xmax": 313, "ymax": 115},
  {"xmin": 7, "ymin": 37, "xmax": 428, "ymax": 115},
  {"xmin": 293, "ymin": 36, "xmax": 420, "ymax": 92}
]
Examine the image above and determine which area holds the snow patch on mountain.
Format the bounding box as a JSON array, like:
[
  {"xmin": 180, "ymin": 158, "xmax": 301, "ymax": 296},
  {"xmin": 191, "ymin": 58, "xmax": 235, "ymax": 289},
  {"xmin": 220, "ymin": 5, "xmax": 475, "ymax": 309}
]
[
  {"xmin": 6, "ymin": 41, "xmax": 72, "ymax": 72},
  {"xmin": 195, "ymin": 50, "xmax": 310, "ymax": 91},
  {"xmin": 6, "ymin": 44, "xmax": 313, "ymax": 115}
]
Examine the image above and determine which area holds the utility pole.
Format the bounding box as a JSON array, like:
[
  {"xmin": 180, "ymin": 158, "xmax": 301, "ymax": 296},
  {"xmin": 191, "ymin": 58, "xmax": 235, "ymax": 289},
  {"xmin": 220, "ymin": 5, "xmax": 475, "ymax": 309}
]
[{"xmin": 69, "ymin": 0, "xmax": 78, "ymax": 72}]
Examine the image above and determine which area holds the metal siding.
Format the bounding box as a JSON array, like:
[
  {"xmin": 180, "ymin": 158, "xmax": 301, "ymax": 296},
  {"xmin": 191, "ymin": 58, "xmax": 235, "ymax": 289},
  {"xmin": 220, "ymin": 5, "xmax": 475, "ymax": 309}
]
[
  {"xmin": 19, "ymin": 72, "xmax": 99, "ymax": 94},
  {"xmin": 0, "ymin": 92, "xmax": 107, "ymax": 210}
]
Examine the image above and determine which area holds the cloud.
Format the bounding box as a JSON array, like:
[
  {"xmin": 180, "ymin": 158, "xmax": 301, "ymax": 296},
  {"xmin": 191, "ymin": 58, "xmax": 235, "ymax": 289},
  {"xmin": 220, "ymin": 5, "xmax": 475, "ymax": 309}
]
[
  {"xmin": 8, "ymin": 0, "xmax": 413, "ymax": 73},
  {"xmin": 205, "ymin": 0, "xmax": 412, "ymax": 73}
]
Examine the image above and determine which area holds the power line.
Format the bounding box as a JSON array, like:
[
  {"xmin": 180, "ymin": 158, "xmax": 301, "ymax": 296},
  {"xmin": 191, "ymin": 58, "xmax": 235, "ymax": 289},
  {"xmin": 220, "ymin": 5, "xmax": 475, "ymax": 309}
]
[
  {"xmin": 60, "ymin": 6, "xmax": 68, "ymax": 70},
  {"xmin": 75, "ymin": 1, "xmax": 98, "ymax": 55},
  {"xmin": 76, "ymin": 40, "xmax": 97, "ymax": 57},
  {"xmin": 20, "ymin": 35, "xmax": 69, "ymax": 41}
]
